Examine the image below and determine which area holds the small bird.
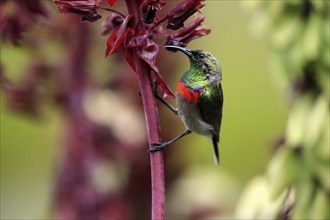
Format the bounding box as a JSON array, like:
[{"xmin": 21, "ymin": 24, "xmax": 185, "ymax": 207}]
[{"xmin": 150, "ymin": 45, "xmax": 223, "ymax": 165}]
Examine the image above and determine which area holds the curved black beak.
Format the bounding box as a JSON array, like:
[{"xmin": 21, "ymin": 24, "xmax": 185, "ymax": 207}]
[{"xmin": 164, "ymin": 45, "xmax": 192, "ymax": 57}]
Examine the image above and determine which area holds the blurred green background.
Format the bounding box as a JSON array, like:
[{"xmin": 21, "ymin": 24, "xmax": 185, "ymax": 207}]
[{"xmin": 1, "ymin": 1, "xmax": 287, "ymax": 219}]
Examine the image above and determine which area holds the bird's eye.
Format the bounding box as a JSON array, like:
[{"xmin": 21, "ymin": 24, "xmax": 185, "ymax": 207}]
[
  {"xmin": 202, "ymin": 64, "xmax": 209, "ymax": 72},
  {"xmin": 202, "ymin": 65, "xmax": 206, "ymax": 71}
]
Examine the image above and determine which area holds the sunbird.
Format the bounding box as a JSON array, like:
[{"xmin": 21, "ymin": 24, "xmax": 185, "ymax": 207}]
[{"xmin": 149, "ymin": 45, "xmax": 224, "ymax": 165}]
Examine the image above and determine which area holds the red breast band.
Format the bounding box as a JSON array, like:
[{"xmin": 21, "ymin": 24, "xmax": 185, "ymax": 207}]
[{"xmin": 177, "ymin": 81, "xmax": 204, "ymax": 104}]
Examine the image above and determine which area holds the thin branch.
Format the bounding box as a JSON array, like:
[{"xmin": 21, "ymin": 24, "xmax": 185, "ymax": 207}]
[
  {"xmin": 148, "ymin": 15, "xmax": 168, "ymax": 32},
  {"xmin": 98, "ymin": 6, "xmax": 126, "ymax": 18},
  {"xmin": 155, "ymin": 93, "xmax": 178, "ymax": 115}
]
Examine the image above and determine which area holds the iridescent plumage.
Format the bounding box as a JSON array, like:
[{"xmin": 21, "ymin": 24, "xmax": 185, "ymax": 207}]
[
  {"xmin": 150, "ymin": 46, "xmax": 223, "ymax": 165},
  {"xmin": 175, "ymin": 48, "xmax": 223, "ymax": 164}
]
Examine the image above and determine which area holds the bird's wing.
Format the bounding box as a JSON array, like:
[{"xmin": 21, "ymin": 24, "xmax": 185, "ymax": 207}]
[{"xmin": 198, "ymin": 84, "xmax": 223, "ymax": 142}]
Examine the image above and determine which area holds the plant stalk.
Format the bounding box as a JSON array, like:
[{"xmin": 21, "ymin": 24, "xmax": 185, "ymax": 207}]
[
  {"xmin": 125, "ymin": 0, "xmax": 165, "ymax": 219},
  {"xmin": 135, "ymin": 53, "xmax": 165, "ymax": 220}
]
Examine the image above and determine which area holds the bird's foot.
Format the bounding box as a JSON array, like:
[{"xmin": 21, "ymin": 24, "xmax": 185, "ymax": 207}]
[{"xmin": 148, "ymin": 142, "xmax": 170, "ymax": 152}]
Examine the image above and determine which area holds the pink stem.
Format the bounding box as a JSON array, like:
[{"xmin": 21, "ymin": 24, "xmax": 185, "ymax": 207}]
[
  {"xmin": 135, "ymin": 53, "xmax": 165, "ymax": 220},
  {"xmin": 148, "ymin": 15, "xmax": 168, "ymax": 32},
  {"xmin": 125, "ymin": 1, "xmax": 165, "ymax": 219}
]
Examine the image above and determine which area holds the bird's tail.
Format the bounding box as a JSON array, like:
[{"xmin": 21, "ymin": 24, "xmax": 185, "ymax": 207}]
[{"xmin": 211, "ymin": 136, "xmax": 220, "ymax": 165}]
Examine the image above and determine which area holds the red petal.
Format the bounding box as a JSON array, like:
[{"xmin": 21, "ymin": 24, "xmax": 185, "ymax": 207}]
[
  {"xmin": 123, "ymin": 48, "xmax": 136, "ymax": 72},
  {"xmin": 105, "ymin": 15, "xmax": 132, "ymax": 57},
  {"xmin": 167, "ymin": 0, "xmax": 205, "ymax": 30},
  {"xmin": 126, "ymin": 34, "xmax": 148, "ymax": 47},
  {"xmin": 105, "ymin": 26, "xmax": 120, "ymax": 57},
  {"xmin": 166, "ymin": 16, "xmax": 210, "ymax": 47},
  {"xmin": 105, "ymin": 0, "xmax": 118, "ymax": 7},
  {"xmin": 156, "ymin": 73, "xmax": 175, "ymax": 99},
  {"xmin": 123, "ymin": 39, "xmax": 174, "ymax": 98},
  {"xmin": 136, "ymin": 38, "xmax": 159, "ymax": 73}
]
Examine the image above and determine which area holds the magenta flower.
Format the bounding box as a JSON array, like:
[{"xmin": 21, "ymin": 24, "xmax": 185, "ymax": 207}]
[
  {"xmin": 166, "ymin": 16, "xmax": 211, "ymax": 47},
  {"xmin": 167, "ymin": 0, "xmax": 205, "ymax": 30}
]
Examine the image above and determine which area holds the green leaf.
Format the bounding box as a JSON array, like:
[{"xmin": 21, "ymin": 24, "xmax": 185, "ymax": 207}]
[
  {"xmin": 303, "ymin": 96, "xmax": 328, "ymax": 148},
  {"xmin": 292, "ymin": 177, "xmax": 315, "ymax": 220},
  {"xmin": 285, "ymin": 98, "xmax": 311, "ymax": 147},
  {"xmin": 271, "ymin": 17, "xmax": 302, "ymax": 50},
  {"xmin": 302, "ymin": 13, "xmax": 321, "ymax": 61},
  {"xmin": 309, "ymin": 189, "xmax": 330, "ymax": 220},
  {"xmin": 267, "ymin": 149, "xmax": 299, "ymax": 199},
  {"xmin": 234, "ymin": 177, "xmax": 286, "ymax": 219}
]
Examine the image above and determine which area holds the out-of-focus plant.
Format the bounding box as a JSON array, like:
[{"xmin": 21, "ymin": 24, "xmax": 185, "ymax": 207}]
[
  {"xmin": 1, "ymin": 1, "xmax": 145, "ymax": 218},
  {"xmin": 236, "ymin": 1, "xmax": 329, "ymax": 219}
]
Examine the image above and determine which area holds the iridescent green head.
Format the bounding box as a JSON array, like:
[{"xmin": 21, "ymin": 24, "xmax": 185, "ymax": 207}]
[{"xmin": 164, "ymin": 45, "xmax": 222, "ymax": 84}]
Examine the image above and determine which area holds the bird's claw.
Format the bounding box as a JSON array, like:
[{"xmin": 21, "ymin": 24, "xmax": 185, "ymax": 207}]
[{"xmin": 147, "ymin": 142, "xmax": 168, "ymax": 152}]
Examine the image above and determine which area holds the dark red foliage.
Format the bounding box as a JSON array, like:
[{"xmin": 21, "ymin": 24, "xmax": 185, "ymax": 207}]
[
  {"xmin": 122, "ymin": 48, "xmax": 136, "ymax": 72},
  {"xmin": 102, "ymin": 0, "xmax": 210, "ymax": 98},
  {"xmin": 3, "ymin": 63, "xmax": 52, "ymax": 115},
  {"xmin": 0, "ymin": 0, "xmax": 48, "ymax": 45},
  {"xmin": 123, "ymin": 29, "xmax": 175, "ymax": 98},
  {"xmin": 105, "ymin": 0, "xmax": 118, "ymax": 7},
  {"xmin": 103, "ymin": 10, "xmax": 176, "ymax": 98},
  {"xmin": 102, "ymin": 0, "xmax": 210, "ymax": 99},
  {"xmin": 155, "ymin": 73, "xmax": 175, "ymax": 99},
  {"xmin": 16, "ymin": 0, "xmax": 49, "ymax": 17},
  {"xmin": 136, "ymin": 38, "xmax": 160, "ymax": 73},
  {"xmin": 140, "ymin": 0, "xmax": 166, "ymax": 24},
  {"xmin": 55, "ymin": 116, "xmax": 133, "ymax": 220},
  {"xmin": 0, "ymin": 16, "xmax": 26, "ymax": 46},
  {"xmin": 105, "ymin": 15, "xmax": 132, "ymax": 56},
  {"xmin": 54, "ymin": 0, "xmax": 103, "ymax": 22},
  {"xmin": 5, "ymin": 86, "xmax": 39, "ymax": 115},
  {"xmin": 167, "ymin": 0, "xmax": 205, "ymax": 30},
  {"xmin": 126, "ymin": 32, "xmax": 149, "ymax": 48},
  {"xmin": 166, "ymin": 16, "xmax": 211, "ymax": 47}
]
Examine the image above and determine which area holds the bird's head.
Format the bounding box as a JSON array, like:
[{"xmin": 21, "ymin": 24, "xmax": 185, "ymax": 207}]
[{"xmin": 165, "ymin": 45, "xmax": 222, "ymax": 85}]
